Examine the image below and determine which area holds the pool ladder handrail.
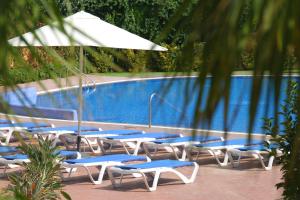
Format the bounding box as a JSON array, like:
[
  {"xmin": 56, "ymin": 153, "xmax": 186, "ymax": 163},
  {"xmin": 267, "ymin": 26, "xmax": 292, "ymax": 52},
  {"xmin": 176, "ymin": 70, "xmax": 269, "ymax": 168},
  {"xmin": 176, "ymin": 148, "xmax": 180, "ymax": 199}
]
[
  {"xmin": 66, "ymin": 66, "xmax": 96, "ymax": 89},
  {"xmin": 148, "ymin": 92, "xmax": 181, "ymax": 128}
]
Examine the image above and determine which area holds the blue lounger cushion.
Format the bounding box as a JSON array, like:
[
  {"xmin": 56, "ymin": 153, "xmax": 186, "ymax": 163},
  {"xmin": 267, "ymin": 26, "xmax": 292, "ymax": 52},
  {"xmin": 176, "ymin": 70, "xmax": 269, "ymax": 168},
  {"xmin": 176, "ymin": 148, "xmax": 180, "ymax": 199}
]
[
  {"xmin": 195, "ymin": 138, "xmax": 264, "ymax": 148},
  {"xmin": 118, "ymin": 159, "xmax": 194, "ymax": 170},
  {"xmin": 153, "ymin": 136, "xmax": 221, "ymax": 144},
  {"xmin": 2, "ymin": 150, "xmax": 79, "ymax": 160},
  {"xmin": 0, "ymin": 119, "xmax": 12, "ymax": 124},
  {"xmin": 0, "ymin": 146, "xmax": 17, "ymax": 153},
  {"xmin": 65, "ymin": 154, "xmax": 147, "ymax": 164},
  {"xmin": 74, "ymin": 129, "xmax": 143, "ymax": 136},
  {"xmin": 0, "ymin": 122, "xmax": 50, "ymax": 129},
  {"xmin": 30, "ymin": 126, "xmax": 99, "ymax": 133},
  {"xmin": 106, "ymin": 132, "xmax": 180, "ymax": 140},
  {"xmin": 2, "ymin": 154, "xmax": 28, "ymax": 160},
  {"xmin": 237, "ymin": 143, "xmax": 279, "ymax": 151}
]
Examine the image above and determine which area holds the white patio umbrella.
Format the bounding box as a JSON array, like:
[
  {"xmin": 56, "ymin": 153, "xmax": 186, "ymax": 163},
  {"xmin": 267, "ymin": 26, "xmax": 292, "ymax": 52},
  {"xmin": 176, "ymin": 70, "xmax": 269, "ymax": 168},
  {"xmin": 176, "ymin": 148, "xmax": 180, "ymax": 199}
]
[{"xmin": 8, "ymin": 11, "xmax": 167, "ymax": 150}]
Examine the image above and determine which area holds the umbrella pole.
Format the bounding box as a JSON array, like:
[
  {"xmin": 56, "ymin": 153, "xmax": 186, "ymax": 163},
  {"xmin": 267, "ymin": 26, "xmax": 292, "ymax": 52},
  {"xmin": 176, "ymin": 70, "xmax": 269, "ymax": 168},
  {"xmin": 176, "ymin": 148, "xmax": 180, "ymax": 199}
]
[{"xmin": 77, "ymin": 46, "xmax": 83, "ymax": 151}]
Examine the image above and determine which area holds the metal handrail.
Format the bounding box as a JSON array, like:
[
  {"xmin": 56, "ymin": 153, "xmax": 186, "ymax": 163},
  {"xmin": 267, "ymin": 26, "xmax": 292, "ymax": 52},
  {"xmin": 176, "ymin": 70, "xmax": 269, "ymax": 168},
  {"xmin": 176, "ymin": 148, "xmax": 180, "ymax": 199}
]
[
  {"xmin": 148, "ymin": 92, "xmax": 184, "ymax": 128},
  {"xmin": 67, "ymin": 66, "xmax": 96, "ymax": 89},
  {"xmin": 148, "ymin": 93, "xmax": 157, "ymax": 128}
]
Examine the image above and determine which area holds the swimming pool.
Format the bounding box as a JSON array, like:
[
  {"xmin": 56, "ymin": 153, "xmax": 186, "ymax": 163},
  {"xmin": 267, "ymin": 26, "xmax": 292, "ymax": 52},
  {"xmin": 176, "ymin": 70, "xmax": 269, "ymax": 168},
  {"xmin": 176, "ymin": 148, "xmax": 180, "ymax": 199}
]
[{"xmin": 36, "ymin": 76, "xmax": 296, "ymax": 134}]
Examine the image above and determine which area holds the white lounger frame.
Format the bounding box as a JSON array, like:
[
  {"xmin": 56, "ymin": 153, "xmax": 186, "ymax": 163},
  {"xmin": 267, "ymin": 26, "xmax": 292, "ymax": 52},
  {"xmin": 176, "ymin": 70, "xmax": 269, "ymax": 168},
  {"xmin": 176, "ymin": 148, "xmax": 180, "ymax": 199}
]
[
  {"xmin": 185, "ymin": 144, "xmax": 246, "ymax": 167},
  {"xmin": 98, "ymin": 137, "xmax": 159, "ymax": 156},
  {"xmin": 143, "ymin": 142, "xmax": 198, "ymax": 161},
  {"xmin": 98, "ymin": 134, "xmax": 183, "ymax": 156},
  {"xmin": 0, "ymin": 151, "xmax": 81, "ymax": 175},
  {"xmin": 0, "ymin": 127, "xmax": 15, "ymax": 146},
  {"xmin": 226, "ymin": 148, "xmax": 280, "ymax": 170},
  {"xmin": 0, "ymin": 124, "xmax": 55, "ymax": 146},
  {"xmin": 108, "ymin": 162, "xmax": 199, "ymax": 192},
  {"xmin": 69, "ymin": 130, "xmax": 144, "ymax": 154},
  {"xmin": 143, "ymin": 137, "xmax": 223, "ymax": 161},
  {"xmin": 62, "ymin": 156, "xmax": 151, "ymax": 184}
]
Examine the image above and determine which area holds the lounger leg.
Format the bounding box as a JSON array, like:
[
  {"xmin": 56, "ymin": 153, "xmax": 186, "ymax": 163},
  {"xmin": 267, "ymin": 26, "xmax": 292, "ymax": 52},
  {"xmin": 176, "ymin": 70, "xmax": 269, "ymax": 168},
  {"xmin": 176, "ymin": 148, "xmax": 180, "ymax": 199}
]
[
  {"xmin": 108, "ymin": 168, "xmax": 119, "ymax": 188},
  {"xmin": 227, "ymin": 151, "xmax": 242, "ymax": 168},
  {"xmin": 180, "ymin": 148, "xmax": 187, "ymax": 161},
  {"xmin": 169, "ymin": 162, "xmax": 199, "ymax": 184},
  {"xmin": 143, "ymin": 143, "xmax": 153, "ymax": 158},
  {"xmin": 63, "ymin": 152, "xmax": 81, "ymax": 173},
  {"xmin": 142, "ymin": 143, "xmax": 159, "ymax": 159},
  {"xmin": 147, "ymin": 171, "xmax": 161, "ymax": 192},
  {"xmin": 211, "ymin": 150, "xmax": 230, "ymax": 167},
  {"xmin": 5, "ymin": 128, "xmax": 14, "ymax": 145},
  {"xmin": 95, "ymin": 165, "xmax": 107, "ymax": 184},
  {"xmin": 133, "ymin": 141, "xmax": 142, "ymax": 155},
  {"xmin": 184, "ymin": 147, "xmax": 194, "ymax": 161},
  {"xmin": 82, "ymin": 138, "xmax": 101, "ymax": 153},
  {"xmin": 0, "ymin": 128, "xmax": 14, "ymax": 145},
  {"xmin": 82, "ymin": 165, "xmax": 106, "ymax": 185},
  {"xmin": 97, "ymin": 139, "xmax": 108, "ymax": 154},
  {"xmin": 256, "ymin": 153, "xmax": 274, "ymax": 170}
]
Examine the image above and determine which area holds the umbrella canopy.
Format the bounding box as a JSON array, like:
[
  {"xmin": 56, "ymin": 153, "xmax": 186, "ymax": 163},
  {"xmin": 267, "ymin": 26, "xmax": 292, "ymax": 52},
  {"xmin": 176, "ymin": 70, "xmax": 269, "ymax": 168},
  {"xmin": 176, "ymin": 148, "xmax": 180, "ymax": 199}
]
[
  {"xmin": 8, "ymin": 11, "xmax": 167, "ymax": 151},
  {"xmin": 8, "ymin": 11, "xmax": 167, "ymax": 51}
]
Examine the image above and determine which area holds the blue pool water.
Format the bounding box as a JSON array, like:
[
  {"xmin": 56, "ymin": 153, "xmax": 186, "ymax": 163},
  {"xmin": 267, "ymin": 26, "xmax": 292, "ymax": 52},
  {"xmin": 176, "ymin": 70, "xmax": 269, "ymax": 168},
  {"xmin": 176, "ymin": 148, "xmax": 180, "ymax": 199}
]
[{"xmin": 36, "ymin": 76, "xmax": 297, "ymax": 134}]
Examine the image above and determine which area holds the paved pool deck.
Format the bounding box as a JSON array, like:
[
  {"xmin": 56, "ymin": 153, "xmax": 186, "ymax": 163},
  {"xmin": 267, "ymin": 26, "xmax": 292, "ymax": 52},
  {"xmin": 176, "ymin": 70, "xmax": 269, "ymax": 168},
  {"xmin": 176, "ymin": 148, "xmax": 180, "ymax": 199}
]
[{"xmin": 0, "ymin": 74, "xmax": 282, "ymax": 199}]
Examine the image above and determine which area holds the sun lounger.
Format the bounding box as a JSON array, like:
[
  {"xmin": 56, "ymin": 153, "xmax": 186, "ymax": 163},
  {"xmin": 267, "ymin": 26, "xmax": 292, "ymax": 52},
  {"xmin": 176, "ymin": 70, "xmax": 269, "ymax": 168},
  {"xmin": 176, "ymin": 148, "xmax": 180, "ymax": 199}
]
[
  {"xmin": 108, "ymin": 159, "xmax": 199, "ymax": 191},
  {"xmin": 143, "ymin": 135, "xmax": 223, "ymax": 160},
  {"xmin": 29, "ymin": 126, "xmax": 101, "ymax": 146},
  {"xmin": 0, "ymin": 122, "xmax": 53, "ymax": 145},
  {"xmin": 62, "ymin": 154, "xmax": 149, "ymax": 184},
  {"xmin": 226, "ymin": 143, "xmax": 280, "ymax": 170},
  {"xmin": 0, "ymin": 150, "xmax": 81, "ymax": 174},
  {"xmin": 0, "ymin": 119, "xmax": 13, "ymax": 124},
  {"xmin": 66, "ymin": 129, "xmax": 145, "ymax": 153},
  {"xmin": 98, "ymin": 132, "xmax": 181, "ymax": 155},
  {"xmin": 0, "ymin": 146, "xmax": 18, "ymax": 155},
  {"xmin": 186, "ymin": 138, "xmax": 265, "ymax": 166}
]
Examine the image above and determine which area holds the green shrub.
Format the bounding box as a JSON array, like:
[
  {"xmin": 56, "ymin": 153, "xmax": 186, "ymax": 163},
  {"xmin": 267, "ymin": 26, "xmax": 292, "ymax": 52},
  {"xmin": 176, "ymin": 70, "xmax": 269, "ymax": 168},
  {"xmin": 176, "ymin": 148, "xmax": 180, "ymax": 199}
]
[
  {"xmin": 263, "ymin": 81, "xmax": 300, "ymax": 199},
  {"xmin": 8, "ymin": 136, "xmax": 71, "ymax": 200}
]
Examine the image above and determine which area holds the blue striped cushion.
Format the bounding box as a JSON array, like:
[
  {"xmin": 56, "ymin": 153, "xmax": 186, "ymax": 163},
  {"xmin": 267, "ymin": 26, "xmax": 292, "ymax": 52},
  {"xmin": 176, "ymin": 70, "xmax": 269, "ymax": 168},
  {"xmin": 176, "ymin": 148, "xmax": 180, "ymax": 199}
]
[{"xmin": 65, "ymin": 154, "xmax": 147, "ymax": 164}]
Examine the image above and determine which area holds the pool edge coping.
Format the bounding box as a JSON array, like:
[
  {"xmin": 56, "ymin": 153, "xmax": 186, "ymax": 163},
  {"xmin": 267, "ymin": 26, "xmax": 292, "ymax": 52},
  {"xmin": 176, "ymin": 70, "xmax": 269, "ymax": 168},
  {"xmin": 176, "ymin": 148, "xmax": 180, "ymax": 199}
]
[{"xmin": 37, "ymin": 74, "xmax": 300, "ymax": 94}]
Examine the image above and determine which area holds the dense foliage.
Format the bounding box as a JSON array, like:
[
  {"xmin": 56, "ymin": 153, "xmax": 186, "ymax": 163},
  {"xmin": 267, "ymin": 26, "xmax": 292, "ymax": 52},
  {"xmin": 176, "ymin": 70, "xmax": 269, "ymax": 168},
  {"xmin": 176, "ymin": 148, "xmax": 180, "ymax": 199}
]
[
  {"xmin": 3, "ymin": 0, "xmax": 205, "ymax": 84},
  {"xmin": 263, "ymin": 81, "xmax": 300, "ymax": 199}
]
